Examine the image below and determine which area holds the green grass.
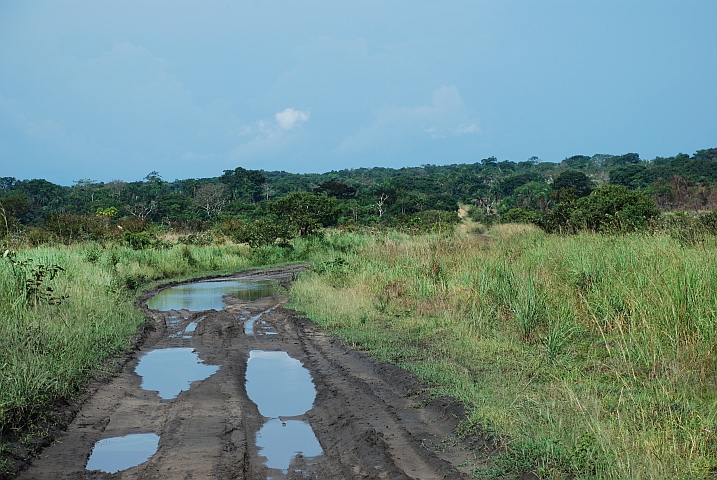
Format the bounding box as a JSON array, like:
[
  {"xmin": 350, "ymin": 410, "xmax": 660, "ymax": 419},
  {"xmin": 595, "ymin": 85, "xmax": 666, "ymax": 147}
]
[{"xmin": 287, "ymin": 225, "xmax": 717, "ymax": 479}]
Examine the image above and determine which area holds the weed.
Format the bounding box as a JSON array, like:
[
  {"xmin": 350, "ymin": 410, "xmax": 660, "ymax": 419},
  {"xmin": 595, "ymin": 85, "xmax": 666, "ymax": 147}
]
[
  {"xmin": 2, "ymin": 249, "xmax": 68, "ymax": 305},
  {"xmin": 543, "ymin": 320, "xmax": 577, "ymax": 361}
]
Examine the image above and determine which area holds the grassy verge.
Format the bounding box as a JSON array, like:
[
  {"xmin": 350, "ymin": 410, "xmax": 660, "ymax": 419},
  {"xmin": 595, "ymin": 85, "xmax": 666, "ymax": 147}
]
[{"xmin": 287, "ymin": 226, "xmax": 717, "ymax": 479}]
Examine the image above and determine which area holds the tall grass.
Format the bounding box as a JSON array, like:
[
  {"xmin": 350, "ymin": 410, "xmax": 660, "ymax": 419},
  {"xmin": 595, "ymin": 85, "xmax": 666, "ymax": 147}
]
[{"xmin": 288, "ymin": 226, "xmax": 717, "ymax": 478}]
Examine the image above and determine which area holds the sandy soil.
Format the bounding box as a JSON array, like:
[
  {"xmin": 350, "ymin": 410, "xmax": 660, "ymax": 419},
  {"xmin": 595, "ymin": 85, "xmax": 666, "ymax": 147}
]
[{"xmin": 12, "ymin": 266, "xmax": 483, "ymax": 479}]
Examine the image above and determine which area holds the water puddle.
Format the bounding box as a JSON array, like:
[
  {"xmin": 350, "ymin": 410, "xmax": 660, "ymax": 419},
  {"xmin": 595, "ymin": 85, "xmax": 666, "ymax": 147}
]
[
  {"xmin": 85, "ymin": 433, "xmax": 159, "ymax": 473},
  {"xmin": 256, "ymin": 419, "xmax": 322, "ymax": 472},
  {"xmin": 244, "ymin": 308, "xmax": 274, "ymax": 335},
  {"xmin": 166, "ymin": 315, "xmax": 184, "ymax": 328},
  {"xmin": 135, "ymin": 348, "xmax": 219, "ymax": 400},
  {"xmin": 246, "ymin": 350, "xmax": 322, "ymax": 472},
  {"xmin": 183, "ymin": 321, "xmax": 199, "ymax": 338},
  {"xmin": 147, "ymin": 279, "xmax": 276, "ymax": 311}
]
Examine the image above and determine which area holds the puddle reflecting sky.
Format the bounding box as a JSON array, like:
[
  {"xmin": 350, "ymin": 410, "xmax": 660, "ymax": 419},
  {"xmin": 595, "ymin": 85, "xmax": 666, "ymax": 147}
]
[
  {"xmin": 135, "ymin": 348, "xmax": 219, "ymax": 399},
  {"xmin": 146, "ymin": 280, "xmax": 276, "ymax": 311},
  {"xmin": 245, "ymin": 350, "xmax": 315, "ymax": 417},
  {"xmin": 256, "ymin": 419, "xmax": 322, "ymax": 473},
  {"xmin": 85, "ymin": 433, "xmax": 159, "ymax": 473},
  {"xmin": 246, "ymin": 350, "xmax": 322, "ymax": 472}
]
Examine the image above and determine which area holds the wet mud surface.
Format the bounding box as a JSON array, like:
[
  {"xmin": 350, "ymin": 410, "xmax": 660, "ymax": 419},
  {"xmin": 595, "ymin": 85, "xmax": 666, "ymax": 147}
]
[{"xmin": 15, "ymin": 266, "xmax": 479, "ymax": 479}]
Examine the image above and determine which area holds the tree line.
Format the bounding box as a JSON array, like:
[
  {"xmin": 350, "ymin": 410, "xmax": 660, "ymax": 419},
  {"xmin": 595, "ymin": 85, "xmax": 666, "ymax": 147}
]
[{"xmin": 2, "ymin": 147, "xmax": 717, "ymax": 245}]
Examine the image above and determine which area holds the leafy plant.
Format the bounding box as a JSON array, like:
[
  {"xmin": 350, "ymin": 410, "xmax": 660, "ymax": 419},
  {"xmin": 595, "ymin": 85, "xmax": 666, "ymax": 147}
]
[{"xmin": 3, "ymin": 249, "xmax": 68, "ymax": 305}]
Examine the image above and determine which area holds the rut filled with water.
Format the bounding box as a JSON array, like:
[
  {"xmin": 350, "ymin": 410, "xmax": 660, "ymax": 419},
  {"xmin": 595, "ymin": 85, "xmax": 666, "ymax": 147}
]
[
  {"xmin": 135, "ymin": 348, "xmax": 219, "ymax": 400},
  {"xmin": 146, "ymin": 279, "xmax": 276, "ymax": 311},
  {"xmin": 245, "ymin": 350, "xmax": 323, "ymax": 473},
  {"xmin": 85, "ymin": 433, "xmax": 160, "ymax": 474}
]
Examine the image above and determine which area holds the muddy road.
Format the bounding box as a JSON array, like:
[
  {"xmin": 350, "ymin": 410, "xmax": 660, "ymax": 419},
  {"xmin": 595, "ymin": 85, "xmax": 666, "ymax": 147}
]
[{"xmin": 17, "ymin": 266, "xmax": 477, "ymax": 479}]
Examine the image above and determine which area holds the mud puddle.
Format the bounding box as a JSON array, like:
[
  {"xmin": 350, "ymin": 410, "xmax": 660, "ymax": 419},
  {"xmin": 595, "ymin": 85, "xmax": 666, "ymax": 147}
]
[
  {"xmin": 246, "ymin": 350, "xmax": 322, "ymax": 473},
  {"xmin": 15, "ymin": 265, "xmax": 478, "ymax": 480},
  {"xmin": 146, "ymin": 279, "xmax": 277, "ymax": 311},
  {"xmin": 135, "ymin": 348, "xmax": 219, "ymax": 400},
  {"xmin": 244, "ymin": 308, "xmax": 276, "ymax": 335},
  {"xmin": 85, "ymin": 433, "xmax": 160, "ymax": 474}
]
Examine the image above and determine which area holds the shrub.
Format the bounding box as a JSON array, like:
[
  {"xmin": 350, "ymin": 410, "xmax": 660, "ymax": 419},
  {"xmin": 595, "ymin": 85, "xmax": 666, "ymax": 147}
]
[
  {"xmin": 502, "ymin": 208, "xmax": 543, "ymax": 225},
  {"xmin": 232, "ymin": 217, "xmax": 294, "ymax": 247},
  {"xmin": 541, "ymin": 185, "xmax": 659, "ymax": 233}
]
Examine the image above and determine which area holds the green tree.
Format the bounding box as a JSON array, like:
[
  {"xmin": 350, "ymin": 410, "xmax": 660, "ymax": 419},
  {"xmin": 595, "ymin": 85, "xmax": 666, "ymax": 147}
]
[
  {"xmin": 268, "ymin": 191, "xmax": 338, "ymax": 236},
  {"xmin": 0, "ymin": 192, "xmax": 29, "ymax": 236},
  {"xmin": 313, "ymin": 180, "xmax": 357, "ymax": 199},
  {"xmin": 552, "ymin": 170, "xmax": 593, "ymax": 198},
  {"xmin": 221, "ymin": 167, "xmax": 266, "ymax": 203}
]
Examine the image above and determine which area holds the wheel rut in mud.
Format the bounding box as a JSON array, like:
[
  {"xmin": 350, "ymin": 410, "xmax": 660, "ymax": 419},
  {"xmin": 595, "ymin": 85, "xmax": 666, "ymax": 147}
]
[{"xmin": 17, "ymin": 266, "xmax": 478, "ymax": 479}]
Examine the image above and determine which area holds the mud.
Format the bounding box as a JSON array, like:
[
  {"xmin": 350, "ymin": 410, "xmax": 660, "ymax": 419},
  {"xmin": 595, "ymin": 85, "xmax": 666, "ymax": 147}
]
[{"xmin": 14, "ymin": 265, "xmax": 483, "ymax": 479}]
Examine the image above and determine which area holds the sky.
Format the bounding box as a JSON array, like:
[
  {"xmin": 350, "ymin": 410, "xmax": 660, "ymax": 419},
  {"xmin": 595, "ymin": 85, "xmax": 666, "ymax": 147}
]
[{"xmin": 1, "ymin": 1, "xmax": 716, "ymax": 185}]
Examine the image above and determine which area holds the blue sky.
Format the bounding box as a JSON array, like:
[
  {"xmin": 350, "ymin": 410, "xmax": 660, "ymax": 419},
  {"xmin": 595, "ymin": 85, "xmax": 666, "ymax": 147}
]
[{"xmin": 1, "ymin": 1, "xmax": 715, "ymax": 185}]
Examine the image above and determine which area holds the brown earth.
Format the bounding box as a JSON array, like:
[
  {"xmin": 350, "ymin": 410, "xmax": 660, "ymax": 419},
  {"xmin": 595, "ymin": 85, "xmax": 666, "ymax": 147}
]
[{"xmin": 12, "ymin": 266, "xmax": 490, "ymax": 480}]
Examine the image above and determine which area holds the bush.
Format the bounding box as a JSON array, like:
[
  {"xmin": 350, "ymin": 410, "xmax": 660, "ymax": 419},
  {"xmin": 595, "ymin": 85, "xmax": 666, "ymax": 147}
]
[
  {"xmin": 502, "ymin": 208, "xmax": 543, "ymax": 225},
  {"xmin": 542, "ymin": 185, "xmax": 659, "ymax": 233},
  {"xmin": 574, "ymin": 185, "xmax": 659, "ymax": 232},
  {"xmin": 232, "ymin": 217, "xmax": 294, "ymax": 247},
  {"xmin": 43, "ymin": 214, "xmax": 107, "ymax": 244}
]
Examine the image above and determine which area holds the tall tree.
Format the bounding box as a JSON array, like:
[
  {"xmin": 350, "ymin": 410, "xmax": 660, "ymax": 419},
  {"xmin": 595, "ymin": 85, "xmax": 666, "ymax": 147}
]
[
  {"xmin": 268, "ymin": 191, "xmax": 338, "ymax": 236},
  {"xmin": 221, "ymin": 167, "xmax": 266, "ymax": 203}
]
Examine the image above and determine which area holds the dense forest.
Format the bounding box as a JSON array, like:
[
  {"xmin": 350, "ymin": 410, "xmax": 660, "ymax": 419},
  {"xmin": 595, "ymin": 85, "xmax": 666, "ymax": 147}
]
[{"xmin": 2, "ymin": 147, "xmax": 717, "ymax": 246}]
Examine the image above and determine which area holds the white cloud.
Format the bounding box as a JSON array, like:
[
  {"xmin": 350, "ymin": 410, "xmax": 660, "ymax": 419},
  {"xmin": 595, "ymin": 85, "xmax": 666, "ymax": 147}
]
[
  {"xmin": 275, "ymin": 108, "xmax": 309, "ymax": 130},
  {"xmin": 334, "ymin": 86, "xmax": 480, "ymax": 156},
  {"xmin": 227, "ymin": 109, "xmax": 310, "ymax": 162}
]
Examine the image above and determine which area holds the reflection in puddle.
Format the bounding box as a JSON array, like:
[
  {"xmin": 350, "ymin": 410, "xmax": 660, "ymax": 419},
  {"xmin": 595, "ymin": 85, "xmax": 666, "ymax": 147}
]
[
  {"xmin": 246, "ymin": 351, "xmax": 315, "ymax": 417},
  {"xmin": 256, "ymin": 419, "xmax": 322, "ymax": 473},
  {"xmin": 147, "ymin": 280, "xmax": 276, "ymax": 311},
  {"xmin": 85, "ymin": 433, "xmax": 159, "ymax": 473},
  {"xmin": 135, "ymin": 348, "xmax": 219, "ymax": 399},
  {"xmin": 246, "ymin": 350, "xmax": 322, "ymax": 472}
]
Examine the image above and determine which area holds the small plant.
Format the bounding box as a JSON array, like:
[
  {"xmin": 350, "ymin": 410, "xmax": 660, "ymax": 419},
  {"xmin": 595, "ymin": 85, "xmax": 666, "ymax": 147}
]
[
  {"xmin": 512, "ymin": 279, "xmax": 546, "ymax": 341},
  {"xmin": 3, "ymin": 249, "xmax": 68, "ymax": 305},
  {"xmin": 543, "ymin": 321, "xmax": 577, "ymax": 361},
  {"xmin": 178, "ymin": 232, "xmax": 213, "ymax": 246},
  {"xmin": 180, "ymin": 245, "xmax": 197, "ymax": 266},
  {"xmin": 84, "ymin": 243, "xmax": 102, "ymax": 263}
]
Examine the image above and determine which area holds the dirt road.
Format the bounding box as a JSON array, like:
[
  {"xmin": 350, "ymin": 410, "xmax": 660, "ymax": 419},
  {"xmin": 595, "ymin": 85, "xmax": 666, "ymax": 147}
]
[{"xmin": 16, "ymin": 267, "xmax": 477, "ymax": 479}]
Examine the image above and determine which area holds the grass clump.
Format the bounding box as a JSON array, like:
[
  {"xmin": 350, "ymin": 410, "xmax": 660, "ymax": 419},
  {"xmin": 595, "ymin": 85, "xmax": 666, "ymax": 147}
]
[{"xmin": 288, "ymin": 227, "xmax": 717, "ymax": 479}]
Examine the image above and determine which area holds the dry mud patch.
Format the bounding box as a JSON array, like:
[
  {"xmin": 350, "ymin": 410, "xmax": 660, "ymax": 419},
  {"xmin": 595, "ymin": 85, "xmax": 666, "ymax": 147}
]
[{"xmin": 14, "ymin": 266, "xmax": 483, "ymax": 479}]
